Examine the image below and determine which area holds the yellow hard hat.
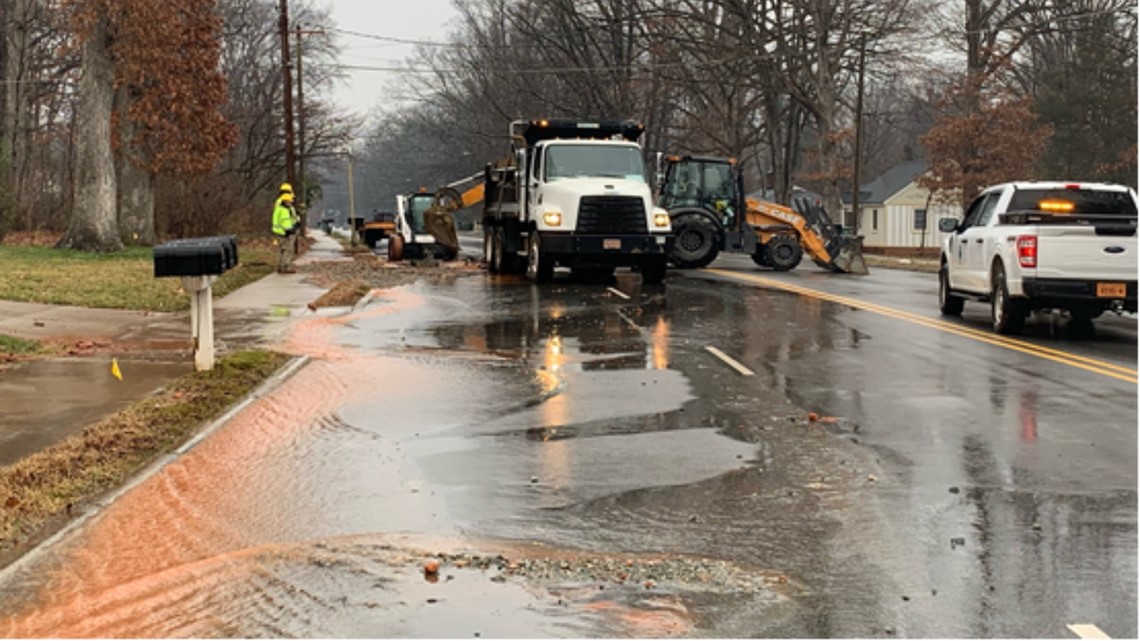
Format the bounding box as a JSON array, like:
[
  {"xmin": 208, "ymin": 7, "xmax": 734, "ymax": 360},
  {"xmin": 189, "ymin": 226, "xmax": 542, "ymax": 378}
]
[
  {"xmin": 280, "ymin": 192, "xmax": 294, "ymax": 203},
  {"xmin": 280, "ymin": 182, "xmax": 294, "ymax": 194}
]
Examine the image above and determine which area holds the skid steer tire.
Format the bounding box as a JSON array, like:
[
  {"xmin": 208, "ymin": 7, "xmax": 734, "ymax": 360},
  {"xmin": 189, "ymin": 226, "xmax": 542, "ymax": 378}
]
[
  {"xmin": 766, "ymin": 235, "xmax": 802, "ymax": 271},
  {"xmin": 669, "ymin": 214, "xmax": 719, "ymax": 269},
  {"xmin": 388, "ymin": 234, "xmax": 405, "ymax": 262}
]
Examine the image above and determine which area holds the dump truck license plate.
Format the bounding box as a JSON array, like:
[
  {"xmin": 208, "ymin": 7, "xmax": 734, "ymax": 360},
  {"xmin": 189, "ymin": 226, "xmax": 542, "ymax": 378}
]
[
  {"xmin": 604, "ymin": 239, "xmax": 621, "ymax": 250},
  {"xmin": 1097, "ymin": 282, "xmax": 1126, "ymax": 297}
]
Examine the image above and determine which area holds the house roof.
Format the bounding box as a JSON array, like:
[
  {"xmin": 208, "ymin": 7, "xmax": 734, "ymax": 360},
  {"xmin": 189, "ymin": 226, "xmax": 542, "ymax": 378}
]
[{"xmin": 842, "ymin": 161, "xmax": 928, "ymax": 205}]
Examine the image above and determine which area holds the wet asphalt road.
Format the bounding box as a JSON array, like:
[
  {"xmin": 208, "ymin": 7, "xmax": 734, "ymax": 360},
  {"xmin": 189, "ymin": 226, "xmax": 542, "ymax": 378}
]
[{"xmin": 0, "ymin": 254, "xmax": 1134, "ymax": 638}]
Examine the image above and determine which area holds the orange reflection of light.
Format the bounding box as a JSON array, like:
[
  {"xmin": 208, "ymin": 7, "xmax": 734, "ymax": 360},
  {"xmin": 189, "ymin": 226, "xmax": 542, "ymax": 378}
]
[
  {"xmin": 650, "ymin": 315, "xmax": 670, "ymax": 370},
  {"xmin": 1019, "ymin": 390, "xmax": 1038, "ymax": 443},
  {"xmin": 544, "ymin": 335, "xmax": 565, "ymax": 372}
]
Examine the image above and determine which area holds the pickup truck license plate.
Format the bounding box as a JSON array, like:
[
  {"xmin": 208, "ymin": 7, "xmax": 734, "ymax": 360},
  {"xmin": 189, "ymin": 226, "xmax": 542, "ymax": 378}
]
[
  {"xmin": 603, "ymin": 239, "xmax": 621, "ymax": 250},
  {"xmin": 1096, "ymin": 282, "xmax": 1126, "ymax": 297}
]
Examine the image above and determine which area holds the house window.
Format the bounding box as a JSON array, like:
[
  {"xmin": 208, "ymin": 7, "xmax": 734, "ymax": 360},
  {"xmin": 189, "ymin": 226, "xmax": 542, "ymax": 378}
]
[
  {"xmin": 872, "ymin": 209, "xmax": 878, "ymax": 231},
  {"xmin": 914, "ymin": 208, "xmax": 927, "ymax": 231}
]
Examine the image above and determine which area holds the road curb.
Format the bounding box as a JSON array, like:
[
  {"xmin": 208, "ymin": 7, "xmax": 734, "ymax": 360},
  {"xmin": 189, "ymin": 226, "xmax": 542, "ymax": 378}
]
[{"xmin": 0, "ymin": 354, "xmax": 312, "ymax": 583}]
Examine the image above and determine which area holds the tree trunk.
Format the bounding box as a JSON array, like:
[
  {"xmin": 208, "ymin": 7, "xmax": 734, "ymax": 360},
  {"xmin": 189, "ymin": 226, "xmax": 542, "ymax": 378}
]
[
  {"xmin": 116, "ymin": 86, "xmax": 155, "ymax": 245},
  {"xmin": 59, "ymin": 17, "xmax": 120, "ymax": 252}
]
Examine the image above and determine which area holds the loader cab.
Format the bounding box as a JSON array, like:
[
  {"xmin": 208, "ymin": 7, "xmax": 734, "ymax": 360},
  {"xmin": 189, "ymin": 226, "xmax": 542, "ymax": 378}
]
[
  {"xmin": 658, "ymin": 156, "xmax": 741, "ymax": 230},
  {"xmin": 404, "ymin": 192, "xmax": 435, "ymax": 235}
]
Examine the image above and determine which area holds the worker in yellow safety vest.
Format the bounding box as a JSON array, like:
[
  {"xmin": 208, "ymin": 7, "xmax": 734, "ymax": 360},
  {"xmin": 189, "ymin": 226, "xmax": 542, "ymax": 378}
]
[{"xmin": 273, "ymin": 191, "xmax": 297, "ymax": 273}]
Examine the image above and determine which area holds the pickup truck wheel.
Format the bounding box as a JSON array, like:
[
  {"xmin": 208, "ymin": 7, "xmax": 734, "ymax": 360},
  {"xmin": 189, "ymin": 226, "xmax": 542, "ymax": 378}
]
[
  {"xmin": 938, "ymin": 266, "xmax": 964, "ymax": 316},
  {"xmin": 670, "ymin": 215, "xmax": 719, "ymax": 268},
  {"xmin": 526, "ymin": 234, "xmax": 554, "ymax": 283},
  {"xmin": 991, "ymin": 264, "xmax": 1027, "ymax": 335},
  {"xmin": 767, "ymin": 235, "xmax": 803, "ymax": 271}
]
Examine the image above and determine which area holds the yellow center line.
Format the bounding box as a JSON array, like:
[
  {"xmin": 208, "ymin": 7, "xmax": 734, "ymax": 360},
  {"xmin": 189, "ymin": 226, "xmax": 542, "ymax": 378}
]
[{"xmin": 707, "ymin": 269, "xmax": 1138, "ymax": 385}]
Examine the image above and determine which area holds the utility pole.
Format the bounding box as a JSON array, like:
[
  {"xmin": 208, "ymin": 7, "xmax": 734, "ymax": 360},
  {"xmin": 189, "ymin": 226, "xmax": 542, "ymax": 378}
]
[
  {"xmin": 294, "ymin": 26, "xmax": 324, "ymax": 216},
  {"xmin": 851, "ymin": 33, "xmax": 866, "ymax": 233},
  {"xmin": 278, "ymin": 0, "xmax": 296, "ymax": 188},
  {"xmin": 347, "ymin": 152, "xmax": 358, "ymax": 246},
  {"xmin": 295, "ymin": 23, "xmax": 306, "ymax": 213}
]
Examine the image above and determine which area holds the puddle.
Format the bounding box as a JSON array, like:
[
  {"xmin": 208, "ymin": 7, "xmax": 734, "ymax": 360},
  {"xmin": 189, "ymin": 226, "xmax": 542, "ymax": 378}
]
[{"xmin": 0, "ymin": 359, "xmax": 190, "ymax": 466}]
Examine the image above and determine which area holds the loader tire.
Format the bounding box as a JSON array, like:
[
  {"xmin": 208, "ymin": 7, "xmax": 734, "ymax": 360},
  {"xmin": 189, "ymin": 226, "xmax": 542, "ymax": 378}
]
[
  {"xmin": 766, "ymin": 234, "xmax": 802, "ymax": 271},
  {"xmin": 751, "ymin": 245, "xmax": 771, "ymax": 268},
  {"xmin": 669, "ymin": 214, "xmax": 719, "ymax": 269}
]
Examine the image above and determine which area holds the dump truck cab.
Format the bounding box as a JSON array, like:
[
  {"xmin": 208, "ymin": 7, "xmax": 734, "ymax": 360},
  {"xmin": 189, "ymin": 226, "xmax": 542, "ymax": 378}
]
[{"xmin": 483, "ymin": 118, "xmax": 673, "ymax": 283}]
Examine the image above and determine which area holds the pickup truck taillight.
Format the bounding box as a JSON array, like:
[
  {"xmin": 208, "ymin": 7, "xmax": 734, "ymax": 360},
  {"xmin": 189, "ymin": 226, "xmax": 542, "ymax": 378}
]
[{"xmin": 1017, "ymin": 235, "xmax": 1038, "ymax": 268}]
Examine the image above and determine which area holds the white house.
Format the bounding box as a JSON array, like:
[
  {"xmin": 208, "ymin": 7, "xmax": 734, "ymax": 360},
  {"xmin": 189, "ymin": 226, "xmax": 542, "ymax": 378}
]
[{"xmin": 844, "ymin": 161, "xmax": 960, "ymax": 253}]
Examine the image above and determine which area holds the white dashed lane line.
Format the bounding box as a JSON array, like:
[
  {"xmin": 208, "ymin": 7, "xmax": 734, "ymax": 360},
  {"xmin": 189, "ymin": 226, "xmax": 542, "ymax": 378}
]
[
  {"xmin": 1068, "ymin": 624, "xmax": 1110, "ymax": 639},
  {"xmin": 704, "ymin": 346, "xmax": 755, "ymax": 377}
]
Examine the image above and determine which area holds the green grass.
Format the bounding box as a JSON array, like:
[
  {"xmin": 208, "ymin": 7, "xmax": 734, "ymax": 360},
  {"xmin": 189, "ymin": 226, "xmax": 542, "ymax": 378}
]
[
  {"xmin": 0, "ymin": 349, "xmax": 291, "ymax": 555},
  {"xmin": 0, "ymin": 334, "xmax": 41, "ymax": 354},
  {"xmin": 0, "ymin": 245, "xmax": 275, "ymax": 311}
]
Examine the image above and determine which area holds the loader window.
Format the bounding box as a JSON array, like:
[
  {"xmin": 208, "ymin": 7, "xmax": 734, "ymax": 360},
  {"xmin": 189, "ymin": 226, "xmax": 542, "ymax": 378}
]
[
  {"xmin": 545, "ymin": 145, "xmax": 646, "ymax": 182},
  {"xmin": 407, "ymin": 195, "xmax": 433, "ymax": 233}
]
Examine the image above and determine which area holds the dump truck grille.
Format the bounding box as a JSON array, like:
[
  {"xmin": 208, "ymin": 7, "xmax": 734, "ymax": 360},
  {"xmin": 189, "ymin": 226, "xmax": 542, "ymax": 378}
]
[{"xmin": 576, "ymin": 196, "xmax": 647, "ymax": 234}]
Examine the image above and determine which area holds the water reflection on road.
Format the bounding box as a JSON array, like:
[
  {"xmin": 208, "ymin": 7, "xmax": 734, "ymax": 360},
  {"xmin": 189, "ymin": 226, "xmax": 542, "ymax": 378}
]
[{"xmin": 0, "ymin": 273, "xmax": 1133, "ymax": 638}]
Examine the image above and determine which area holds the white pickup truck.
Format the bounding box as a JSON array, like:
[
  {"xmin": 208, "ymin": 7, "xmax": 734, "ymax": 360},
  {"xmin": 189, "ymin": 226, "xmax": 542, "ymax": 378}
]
[{"xmin": 938, "ymin": 181, "xmax": 1138, "ymax": 334}]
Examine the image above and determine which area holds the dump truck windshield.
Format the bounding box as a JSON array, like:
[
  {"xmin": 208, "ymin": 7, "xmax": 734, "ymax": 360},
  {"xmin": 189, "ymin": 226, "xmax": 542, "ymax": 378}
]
[{"xmin": 545, "ymin": 145, "xmax": 645, "ymax": 182}]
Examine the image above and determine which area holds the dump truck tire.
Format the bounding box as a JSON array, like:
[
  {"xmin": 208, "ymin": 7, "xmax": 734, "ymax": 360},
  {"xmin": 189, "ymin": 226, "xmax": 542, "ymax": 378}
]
[
  {"xmin": 669, "ymin": 214, "xmax": 719, "ymax": 268},
  {"xmin": 639, "ymin": 256, "xmax": 668, "ymax": 284},
  {"xmin": 767, "ymin": 235, "xmax": 802, "ymax": 271}
]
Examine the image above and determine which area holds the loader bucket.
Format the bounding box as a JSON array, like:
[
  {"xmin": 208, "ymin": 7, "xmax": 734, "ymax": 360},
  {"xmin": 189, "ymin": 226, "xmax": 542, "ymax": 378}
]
[
  {"xmin": 825, "ymin": 235, "xmax": 869, "ymax": 275},
  {"xmin": 424, "ymin": 207, "xmax": 460, "ymax": 257}
]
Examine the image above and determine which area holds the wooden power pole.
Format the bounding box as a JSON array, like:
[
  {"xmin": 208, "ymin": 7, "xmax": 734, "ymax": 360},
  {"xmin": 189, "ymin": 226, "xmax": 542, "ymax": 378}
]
[
  {"xmin": 851, "ymin": 34, "xmax": 866, "ymax": 233},
  {"xmin": 278, "ymin": 0, "xmax": 296, "ymax": 188}
]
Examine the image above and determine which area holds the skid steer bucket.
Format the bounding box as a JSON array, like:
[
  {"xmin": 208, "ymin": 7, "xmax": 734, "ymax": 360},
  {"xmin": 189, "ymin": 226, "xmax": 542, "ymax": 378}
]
[{"xmin": 824, "ymin": 234, "xmax": 869, "ymax": 275}]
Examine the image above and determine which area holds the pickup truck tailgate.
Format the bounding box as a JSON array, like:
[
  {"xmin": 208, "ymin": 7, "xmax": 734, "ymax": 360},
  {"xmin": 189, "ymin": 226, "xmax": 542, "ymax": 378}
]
[{"xmin": 1035, "ymin": 226, "xmax": 1137, "ymax": 281}]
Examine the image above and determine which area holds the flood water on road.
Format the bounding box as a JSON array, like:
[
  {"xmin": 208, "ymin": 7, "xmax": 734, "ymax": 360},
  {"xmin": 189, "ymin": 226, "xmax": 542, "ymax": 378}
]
[{"xmin": 0, "ymin": 271, "xmax": 1132, "ymax": 637}]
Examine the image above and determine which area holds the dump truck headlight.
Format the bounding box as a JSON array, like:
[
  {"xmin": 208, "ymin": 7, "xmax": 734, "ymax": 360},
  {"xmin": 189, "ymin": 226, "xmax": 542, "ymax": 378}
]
[
  {"xmin": 543, "ymin": 210, "xmax": 563, "ymax": 227},
  {"xmin": 653, "ymin": 211, "xmax": 671, "ymax": 229}
]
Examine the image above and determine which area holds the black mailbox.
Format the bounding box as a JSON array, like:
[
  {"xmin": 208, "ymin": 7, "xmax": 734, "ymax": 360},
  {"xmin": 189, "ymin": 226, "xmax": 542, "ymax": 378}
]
[
  {"xmin": 154, "ymin": 237, "xmax": 235, "ymax": 277},
  {"xmin": 195, "ymin": 235, "xmax": 239, "ymax": 270}
]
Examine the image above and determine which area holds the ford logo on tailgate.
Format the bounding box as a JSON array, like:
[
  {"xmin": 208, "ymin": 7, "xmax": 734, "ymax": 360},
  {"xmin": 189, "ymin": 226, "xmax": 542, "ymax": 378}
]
[{"xmin": 1104, "ymin": 246, "xmax": 1126, "ymax": 254}]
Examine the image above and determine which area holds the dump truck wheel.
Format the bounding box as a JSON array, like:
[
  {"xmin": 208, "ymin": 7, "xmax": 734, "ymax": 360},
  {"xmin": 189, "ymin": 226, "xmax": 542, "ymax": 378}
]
[
  {"xmin": 492, "ymin": 227, "xmax": 507, "ymax": 274},
  {"xmin": 526, "ymin": 234, "xmax": 554, "ymax": 283},
  {"xmin": 388, "ymin": 234, "xmax": 405, "ymax": 262},
  {"xmin": 767, "ymin": 235, "xmax": 802, "ymax": 271},
  {"xmin": 484, "ymin": 227, "xmax": 498, "ymax": 272},
  {"xmin": 670, "ymin": 214, "xmax": 719, "ymax": 268},
  {"xmin": 639, "ymin": 256, "xmax": 668, "ymax": 284}
]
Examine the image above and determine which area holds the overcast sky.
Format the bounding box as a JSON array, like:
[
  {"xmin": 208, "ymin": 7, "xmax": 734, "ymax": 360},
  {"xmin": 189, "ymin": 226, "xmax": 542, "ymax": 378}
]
[{"xmin": 320, "ymin": 0, "xmax": 461, "ymax": 118}]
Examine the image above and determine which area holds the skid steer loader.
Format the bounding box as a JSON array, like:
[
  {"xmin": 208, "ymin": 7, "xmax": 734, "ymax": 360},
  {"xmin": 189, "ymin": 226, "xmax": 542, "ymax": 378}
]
[{"xmin": 658, "ymin": 155, "xmax": 868, "ymax": 275}]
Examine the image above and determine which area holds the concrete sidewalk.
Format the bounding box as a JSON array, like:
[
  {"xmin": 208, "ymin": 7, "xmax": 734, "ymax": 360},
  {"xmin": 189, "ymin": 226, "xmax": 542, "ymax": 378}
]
[{"xmin": 0, "ymin": 229, "xmax": 346, "ymax": 466}]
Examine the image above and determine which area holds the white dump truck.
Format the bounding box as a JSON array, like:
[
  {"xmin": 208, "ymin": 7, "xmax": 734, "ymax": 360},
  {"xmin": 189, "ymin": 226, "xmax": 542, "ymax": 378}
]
[{"xmin": 479, "ymin": 119, "xmax": 673, "ymax": 283}]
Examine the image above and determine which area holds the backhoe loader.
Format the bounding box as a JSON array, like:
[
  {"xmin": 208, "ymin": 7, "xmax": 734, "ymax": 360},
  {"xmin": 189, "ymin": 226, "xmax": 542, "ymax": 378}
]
[{"xmin": 658, "ymin": 155, "xmax": 868, "ymax": 274}]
